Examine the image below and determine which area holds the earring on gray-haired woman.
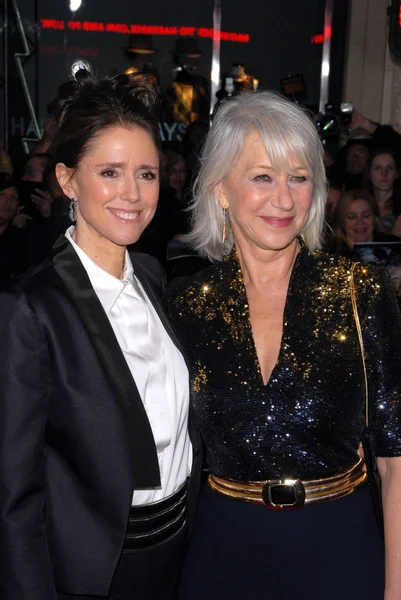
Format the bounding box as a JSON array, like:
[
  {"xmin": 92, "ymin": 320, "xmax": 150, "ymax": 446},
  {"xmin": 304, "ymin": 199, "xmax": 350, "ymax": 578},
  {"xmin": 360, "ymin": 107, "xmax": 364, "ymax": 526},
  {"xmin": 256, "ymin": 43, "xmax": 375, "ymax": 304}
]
[{"xmin": 222, "ymin": 209, "xmax": 228, "ymax": 244}]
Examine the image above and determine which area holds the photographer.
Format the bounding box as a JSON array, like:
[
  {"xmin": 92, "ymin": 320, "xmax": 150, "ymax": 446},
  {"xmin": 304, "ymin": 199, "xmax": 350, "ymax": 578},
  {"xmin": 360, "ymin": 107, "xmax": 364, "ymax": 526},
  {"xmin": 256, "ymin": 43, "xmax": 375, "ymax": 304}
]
[
  {"xmin": 326, "ymin": 138, "xmax": 371, "ymax": 192},
  {"xmin": 326, "ymin": 107, "xmax": 401, "ymax": 191},
  {"xmin": 18, "ymin": 153, "xmax": 52, "ymax": 221}
]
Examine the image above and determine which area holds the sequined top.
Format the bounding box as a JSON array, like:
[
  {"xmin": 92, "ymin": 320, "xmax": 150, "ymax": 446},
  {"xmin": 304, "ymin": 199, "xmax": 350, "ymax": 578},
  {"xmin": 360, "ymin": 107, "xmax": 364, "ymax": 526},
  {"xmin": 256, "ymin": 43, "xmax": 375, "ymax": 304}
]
[{"xmin": 164, "ymin": 244, "xmax": 401, "ymax": 481}]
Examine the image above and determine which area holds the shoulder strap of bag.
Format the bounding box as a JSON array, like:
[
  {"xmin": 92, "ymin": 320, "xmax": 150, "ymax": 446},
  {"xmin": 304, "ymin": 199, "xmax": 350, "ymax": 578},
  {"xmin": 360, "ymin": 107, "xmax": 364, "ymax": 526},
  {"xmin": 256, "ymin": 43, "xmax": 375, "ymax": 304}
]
[{"xmin": 350, "ymin": 262, "xmax": 369, "ymax": 428}]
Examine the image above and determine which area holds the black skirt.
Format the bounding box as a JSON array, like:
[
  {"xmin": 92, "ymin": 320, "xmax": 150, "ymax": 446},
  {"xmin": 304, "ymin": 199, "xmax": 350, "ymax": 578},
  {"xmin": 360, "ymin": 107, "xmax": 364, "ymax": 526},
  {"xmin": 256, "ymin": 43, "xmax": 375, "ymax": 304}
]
[{"xmin": 178, "ymin": 484, "xmax": 384, "ymax": 600}]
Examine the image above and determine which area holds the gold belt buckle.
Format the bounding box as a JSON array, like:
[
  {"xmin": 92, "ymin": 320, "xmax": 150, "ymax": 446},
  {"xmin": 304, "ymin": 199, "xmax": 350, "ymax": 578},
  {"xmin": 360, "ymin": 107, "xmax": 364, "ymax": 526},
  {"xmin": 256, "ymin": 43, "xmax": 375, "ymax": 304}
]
[{"xmin": 262, "ymin": 479, "xmax": 306, "ymax": 509}]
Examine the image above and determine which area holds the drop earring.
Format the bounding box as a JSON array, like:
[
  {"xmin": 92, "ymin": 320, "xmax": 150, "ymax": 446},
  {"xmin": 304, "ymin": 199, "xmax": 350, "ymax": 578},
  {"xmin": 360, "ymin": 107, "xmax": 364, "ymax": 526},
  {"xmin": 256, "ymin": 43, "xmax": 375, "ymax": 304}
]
[
  {"xmin": 69, "ymin": 198, "xmax": 77, "ymax": 222},
  {"xmin": 222, "ymin": 208, "xmax": 228, "ymax": 244}
]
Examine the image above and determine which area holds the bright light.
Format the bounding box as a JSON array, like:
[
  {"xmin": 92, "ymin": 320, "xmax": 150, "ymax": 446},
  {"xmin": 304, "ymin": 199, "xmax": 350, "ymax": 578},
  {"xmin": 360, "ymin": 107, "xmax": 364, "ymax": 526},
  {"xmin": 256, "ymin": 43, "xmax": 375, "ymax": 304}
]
[
  {"xmin": 69, "ymin": 0, "xmax": 82, "ymax": 11},
  {"xmin": 71, "ymin": 60, "xmax": 90, "ymax": 78},
  {"xmin": 322, "ymin": 60, "xmax": 330, "ymax": 77}
]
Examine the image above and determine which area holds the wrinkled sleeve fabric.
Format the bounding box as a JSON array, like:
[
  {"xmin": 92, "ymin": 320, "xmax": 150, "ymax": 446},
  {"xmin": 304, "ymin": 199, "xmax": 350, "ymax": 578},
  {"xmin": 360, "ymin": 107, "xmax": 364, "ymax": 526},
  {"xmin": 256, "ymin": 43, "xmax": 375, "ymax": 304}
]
[
  {"xmin": 0, "ymin": 288, "xmax": 56, "ymax": 600},
  {"xmin": 358, "ymin": 266, "xmax": 401, "ymax": 457}
]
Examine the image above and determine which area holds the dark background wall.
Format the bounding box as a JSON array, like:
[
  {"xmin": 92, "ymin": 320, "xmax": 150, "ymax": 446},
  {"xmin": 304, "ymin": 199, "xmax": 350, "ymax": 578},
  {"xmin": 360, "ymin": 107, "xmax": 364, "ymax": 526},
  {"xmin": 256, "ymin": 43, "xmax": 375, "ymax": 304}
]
[{"xmin": 2, "ymin": 0, "xmax": 333, "ymax": 156}]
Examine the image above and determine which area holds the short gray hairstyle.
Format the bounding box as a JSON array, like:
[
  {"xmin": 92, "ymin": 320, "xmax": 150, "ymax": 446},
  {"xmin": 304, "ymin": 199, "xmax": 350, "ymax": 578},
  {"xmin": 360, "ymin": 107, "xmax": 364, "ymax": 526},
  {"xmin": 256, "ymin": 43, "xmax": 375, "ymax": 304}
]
[{"xmin": 186, "ymin": 91, "xmax": 327, "ymax": 261}]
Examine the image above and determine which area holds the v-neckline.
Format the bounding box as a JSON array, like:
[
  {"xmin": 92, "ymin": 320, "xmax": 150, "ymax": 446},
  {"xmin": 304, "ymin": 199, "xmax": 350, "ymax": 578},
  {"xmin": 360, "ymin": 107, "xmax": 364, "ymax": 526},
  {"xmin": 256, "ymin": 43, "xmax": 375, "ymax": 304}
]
[{"xmin": 231, "ymin": 245, "xmax": 303, "ymax": 388}]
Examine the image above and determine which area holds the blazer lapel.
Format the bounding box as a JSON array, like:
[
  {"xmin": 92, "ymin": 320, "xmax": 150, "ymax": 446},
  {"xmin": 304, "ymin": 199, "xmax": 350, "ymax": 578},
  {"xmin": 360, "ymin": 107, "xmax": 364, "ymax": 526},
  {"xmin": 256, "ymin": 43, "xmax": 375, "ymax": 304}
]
[{"xmin": 51, "ymin": 236, "xmax": 161, "ymax": 489}]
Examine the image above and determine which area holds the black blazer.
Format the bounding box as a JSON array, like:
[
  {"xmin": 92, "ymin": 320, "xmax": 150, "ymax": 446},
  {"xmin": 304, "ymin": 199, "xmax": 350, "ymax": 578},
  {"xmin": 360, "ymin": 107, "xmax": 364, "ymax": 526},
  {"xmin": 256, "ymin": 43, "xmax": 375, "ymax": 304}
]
[{"xmin": 0, "ymin": 236, "xmax": 202, "ymax": 599}]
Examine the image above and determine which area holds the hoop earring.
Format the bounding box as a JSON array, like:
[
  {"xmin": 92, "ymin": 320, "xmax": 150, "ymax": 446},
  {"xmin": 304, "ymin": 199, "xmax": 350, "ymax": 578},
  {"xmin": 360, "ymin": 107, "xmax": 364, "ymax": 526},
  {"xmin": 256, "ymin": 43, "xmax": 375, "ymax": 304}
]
[
  {"xmin": 69, "ymin": 199, "xmax": 77, "ymax": 222},
  {"xmin": 222, "ymin": 208, "xmax": 228, "ymax": 244}
]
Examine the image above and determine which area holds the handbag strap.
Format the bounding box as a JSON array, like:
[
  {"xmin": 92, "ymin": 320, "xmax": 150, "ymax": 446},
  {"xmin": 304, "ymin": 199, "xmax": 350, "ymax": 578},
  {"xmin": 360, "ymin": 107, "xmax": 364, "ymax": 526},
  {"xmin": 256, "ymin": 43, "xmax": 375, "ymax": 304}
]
[{"xmin": 350, "ymin": 263, "xmax": 369, "ymax": 428}]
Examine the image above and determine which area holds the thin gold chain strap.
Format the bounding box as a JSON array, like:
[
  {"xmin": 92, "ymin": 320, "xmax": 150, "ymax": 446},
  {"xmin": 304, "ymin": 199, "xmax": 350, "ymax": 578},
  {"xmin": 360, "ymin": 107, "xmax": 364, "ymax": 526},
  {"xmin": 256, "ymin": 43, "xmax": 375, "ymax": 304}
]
[{"xmin": 350, "ymin": 263, "xmax": 369, "ymax": 428}]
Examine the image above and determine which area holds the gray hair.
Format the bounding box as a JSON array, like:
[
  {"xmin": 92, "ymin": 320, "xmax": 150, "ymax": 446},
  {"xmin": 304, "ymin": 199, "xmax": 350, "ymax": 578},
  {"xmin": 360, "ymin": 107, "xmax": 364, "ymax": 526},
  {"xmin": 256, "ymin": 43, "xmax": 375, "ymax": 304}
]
[{"xmin": 186, "ymin": 91, "xmax": 327, "ymax": 261}]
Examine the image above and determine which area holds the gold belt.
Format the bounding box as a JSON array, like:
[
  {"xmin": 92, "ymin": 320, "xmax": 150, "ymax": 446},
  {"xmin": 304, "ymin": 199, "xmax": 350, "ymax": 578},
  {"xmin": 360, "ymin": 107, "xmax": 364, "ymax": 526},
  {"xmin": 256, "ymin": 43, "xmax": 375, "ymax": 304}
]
[{"xmin": 208, "ymin": 459, "xmax": 366, "ymax": 509}]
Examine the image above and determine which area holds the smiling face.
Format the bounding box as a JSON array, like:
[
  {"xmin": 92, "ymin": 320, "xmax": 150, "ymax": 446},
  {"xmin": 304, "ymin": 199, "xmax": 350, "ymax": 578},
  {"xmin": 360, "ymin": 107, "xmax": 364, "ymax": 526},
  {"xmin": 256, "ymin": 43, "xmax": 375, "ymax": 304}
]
[
  {"xmin": 216, "ymin": 132, "xmax": 313, "ymax": 256},
  {"xmin": 343, "ymin": 198, "xmax": 374, "ymax": 246},
  {"xmin": 57, "ymin": 125, "xmax": 159, "ymax": 249},
  {"xmin": 370, "ymin": 153, "xmax": 398, "ymax": 193}
]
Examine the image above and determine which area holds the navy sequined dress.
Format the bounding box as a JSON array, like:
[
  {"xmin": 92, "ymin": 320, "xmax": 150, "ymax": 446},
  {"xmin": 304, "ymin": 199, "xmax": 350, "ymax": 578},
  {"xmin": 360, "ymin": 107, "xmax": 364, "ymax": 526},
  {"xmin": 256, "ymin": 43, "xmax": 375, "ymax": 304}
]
[{"xmin": 165, "ymin": 244, "xmax": 401, "ymax": 600}]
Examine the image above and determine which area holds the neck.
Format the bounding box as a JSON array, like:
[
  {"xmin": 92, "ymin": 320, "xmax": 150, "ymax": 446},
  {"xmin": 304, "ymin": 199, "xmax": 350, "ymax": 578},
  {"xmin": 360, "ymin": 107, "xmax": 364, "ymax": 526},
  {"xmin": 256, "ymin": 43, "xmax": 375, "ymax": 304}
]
[
  {"xmin": 374, "ymin": 189, "xmax": 393, "ymax": 212},
  {"xmin": 236, "ymin": 238, "xmax": 300, "ymax": 288},
  {"xmin": 344, "ymin": 236, "xmax": 355, "ymax": 250},
  {"xmin": 72, "ymin": 222, "xmax": 126, "ymax": 279}
]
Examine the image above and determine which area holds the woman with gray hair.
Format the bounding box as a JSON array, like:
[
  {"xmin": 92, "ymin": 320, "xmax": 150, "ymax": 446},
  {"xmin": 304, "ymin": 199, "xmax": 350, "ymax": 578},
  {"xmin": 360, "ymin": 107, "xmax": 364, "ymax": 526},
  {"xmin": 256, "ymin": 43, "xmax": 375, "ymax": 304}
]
[{"xmin": 164, "ymin": 91, "xmax": 401, "ymax": 599}]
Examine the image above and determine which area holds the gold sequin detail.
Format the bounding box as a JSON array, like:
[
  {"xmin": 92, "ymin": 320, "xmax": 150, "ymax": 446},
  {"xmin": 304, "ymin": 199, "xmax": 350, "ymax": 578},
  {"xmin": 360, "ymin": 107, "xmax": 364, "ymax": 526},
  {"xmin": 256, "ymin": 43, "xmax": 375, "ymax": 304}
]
[
  {"xmin": 165, "ymin": 243, "xmax": 401, "ymax": 481},
  {"xmin": 193, "ymin": 360, "xmax": 209, "ymax": 393}
]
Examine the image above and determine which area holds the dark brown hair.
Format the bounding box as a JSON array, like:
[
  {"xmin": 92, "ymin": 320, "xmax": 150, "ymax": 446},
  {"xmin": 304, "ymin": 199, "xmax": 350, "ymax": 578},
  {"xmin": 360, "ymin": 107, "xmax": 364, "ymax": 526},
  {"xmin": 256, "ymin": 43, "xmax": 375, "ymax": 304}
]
[{"xmin": 50, "ymin": 63, "xmax": 161, "ymax": 170}]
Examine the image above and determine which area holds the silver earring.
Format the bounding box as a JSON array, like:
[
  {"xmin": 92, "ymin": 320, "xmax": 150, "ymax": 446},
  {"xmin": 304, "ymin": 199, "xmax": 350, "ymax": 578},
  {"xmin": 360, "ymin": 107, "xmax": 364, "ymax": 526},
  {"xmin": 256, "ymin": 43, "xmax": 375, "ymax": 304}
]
[{"xmin": 69, "ymin": 199, "xmax": 77, "ymax": 222}]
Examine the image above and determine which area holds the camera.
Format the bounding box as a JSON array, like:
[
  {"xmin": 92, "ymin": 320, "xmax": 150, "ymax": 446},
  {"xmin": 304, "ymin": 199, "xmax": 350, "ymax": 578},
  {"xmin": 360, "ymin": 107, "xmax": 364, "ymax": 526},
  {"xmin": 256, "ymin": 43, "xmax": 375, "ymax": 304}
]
[{"xmin": 315, "ymin": 102, "xmax": 353, "ymax": 137}]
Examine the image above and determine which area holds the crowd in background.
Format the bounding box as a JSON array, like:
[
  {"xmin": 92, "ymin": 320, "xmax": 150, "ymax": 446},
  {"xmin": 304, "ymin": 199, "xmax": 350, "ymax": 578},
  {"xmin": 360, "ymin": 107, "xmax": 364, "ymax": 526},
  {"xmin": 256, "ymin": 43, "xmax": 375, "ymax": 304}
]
[{"xmin": 2, "ymin": 82, "xmax": 401, "ymax": 291}]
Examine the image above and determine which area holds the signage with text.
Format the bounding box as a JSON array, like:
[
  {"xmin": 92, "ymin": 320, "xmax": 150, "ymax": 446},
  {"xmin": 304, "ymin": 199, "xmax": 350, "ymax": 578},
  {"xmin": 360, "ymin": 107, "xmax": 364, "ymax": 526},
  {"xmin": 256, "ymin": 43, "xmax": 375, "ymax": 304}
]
[{"xmin": 40, "ymin": 19, "xmax": 250, "ymax": 43}]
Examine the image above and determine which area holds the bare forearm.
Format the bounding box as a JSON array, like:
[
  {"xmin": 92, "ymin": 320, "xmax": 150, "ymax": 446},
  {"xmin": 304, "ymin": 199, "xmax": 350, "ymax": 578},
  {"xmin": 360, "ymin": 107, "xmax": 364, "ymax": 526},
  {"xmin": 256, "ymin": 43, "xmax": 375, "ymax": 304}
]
[
  {"xmin": 382, "ymin": 467, "xmax": 401, "ymax": 599},
  {"xmin": 361, "ymin": 117, "xmax": 378, "ymax": 135},
  {"xmin": 32, "ymin": 136, "xmax": 52, "ymax": 154}
]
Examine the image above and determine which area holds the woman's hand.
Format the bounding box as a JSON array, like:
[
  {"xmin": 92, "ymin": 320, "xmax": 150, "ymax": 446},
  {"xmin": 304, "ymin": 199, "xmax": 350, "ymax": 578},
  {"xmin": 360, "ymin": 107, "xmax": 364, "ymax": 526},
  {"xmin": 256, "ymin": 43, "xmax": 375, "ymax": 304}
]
[
  {"xmin": 12, "ymin": 206, "xmax": 33, "ymax": 229},
  {"xmin": 357, "ymin": 442, "xmax": 367, "ymax": 473},
  {"xmin": 31, "ymin": 188, "xmax": 52, "ymax": 218},
  {"xmin": 350, "ymin": 109, "xmax": 378, "ymax": 135}
]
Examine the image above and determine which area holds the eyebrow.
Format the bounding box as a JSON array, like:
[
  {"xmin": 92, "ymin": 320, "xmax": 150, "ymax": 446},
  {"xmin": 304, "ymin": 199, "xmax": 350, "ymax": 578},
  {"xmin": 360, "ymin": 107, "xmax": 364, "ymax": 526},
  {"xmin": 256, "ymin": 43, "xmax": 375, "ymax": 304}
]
[
  {"xmin": 251, "ymin": 164, "xmax": 308, "ymax": 171},
  {"xmin": 93, "ymin": 162, "xmax": 159, "ymax": 170}
]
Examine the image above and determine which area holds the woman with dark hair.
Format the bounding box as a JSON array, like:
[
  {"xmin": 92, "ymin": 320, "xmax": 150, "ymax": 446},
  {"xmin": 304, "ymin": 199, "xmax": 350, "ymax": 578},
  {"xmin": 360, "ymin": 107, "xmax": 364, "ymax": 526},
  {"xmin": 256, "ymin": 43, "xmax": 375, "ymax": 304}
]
[
  {"xmin": 364, "ymin": 148, "xmax": 401, "ymax": 233},
  {"xmin": 0, "ymin": 64, "xmax": 200, "ymax": 600},
  {"xmin": 331, "ymin": 188, "xmax": 398, "ymax": 257}
]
